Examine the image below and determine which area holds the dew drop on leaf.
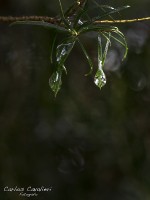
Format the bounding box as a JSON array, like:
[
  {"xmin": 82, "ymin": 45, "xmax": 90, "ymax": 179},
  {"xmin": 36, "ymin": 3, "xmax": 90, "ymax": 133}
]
[
  {"xmin": 94, "ymin": 68, "xmax": 106, "ymax": 89},
  {"xmin": 49, "ymin": 70, "xmax": 62, "ymax": 96}
]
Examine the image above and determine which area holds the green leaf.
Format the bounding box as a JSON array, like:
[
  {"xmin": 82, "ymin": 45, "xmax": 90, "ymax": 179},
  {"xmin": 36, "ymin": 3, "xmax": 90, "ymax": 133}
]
[
  {"xmin": 49, "ymin": 70, "xmax": 62, "ymax": 97},
  {"xmin": 50, "ymin": 33, "xmax": 57, "ymax": 64},
  {"xmin": 77, "ymin": 39, "xmax": 93, "ymax": 75},
  {"xmin": 65, "ymin": 0, "xmax": 88, "ymax": 17},
  {"xmin": 92, "ymin": 7, "xmax": 129, "ymax": 21},
  {"xmin": 78, "ymin": 24, "xmax": 117, "ymax": 34},
  {"xmin": 11, "ymin": 21, "xmax": 68, "ymax": 32},
  {"xmin": 94, "ymin": 33, "xmax": 111, "ymax": 89},
  {"xmin": 56, "ymin": 37, "xmax": 75, "ymax": 68},
  {"xmin": 94, "ymin": 68, "xmax": 106, "ymax": 89},
  {"xmin": 92, "ymin": 1, "xmax": 130, "ymax": 21},
  {"xmin": 58, "ymin": 0, "xmax": 71, "ymax": 29},
  {"xmin": 73, "ymin": 0, "xmax": 90, "ymax": 28},
  {"xmin": 112, "ymin": 29, "xmax": 128, "ymax": 60},
  {"xmin": 49, "ymin": 38, "xmax": 75, "ymax": 96},
  {"xmin": 101, "ymin": 32, "xmax": 111, "ymax": 65}
]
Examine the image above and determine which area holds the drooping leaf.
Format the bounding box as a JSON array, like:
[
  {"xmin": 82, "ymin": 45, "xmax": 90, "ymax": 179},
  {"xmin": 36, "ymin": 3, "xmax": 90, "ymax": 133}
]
[
  {"xmin": 94, "ymin": 67, "xmax": 106, "ymax": 89},
  {"xmin": 92, "ymin": 6, "xmax": 130, "ymax": 22},
  {"xmin": 56, "ymin": 37, "xmax": 75, "ymax": 68},
  {"xmin": 50, "ymin": 33, "xmax": 57, "ymax": 64},
  {"xmin": 94, "ymin": 33, "xmax": 111, "ymax": 89},
  {"xmin": 101, "ymin": 32, "xmax": 111, "ymax": 65},
  {"xmin": 92, "ymin": 1, "xmax": 130, "ymax": 21},
  {"xmin": 49, "ymin": 70, "xmax": 62, "ymax": 96},
  {"xmin": 77, "ymin": 39, "xmax": 93, "ymax": 75},
  {"xmin": 11, "ymin": 21, "xmax": 68, "ymax": 33},
  {"xmin": 49, "ymin": 38, "xmax": 75, "ymax": 96},
  {"xmin": 112, "ymin": 29, "xmax": 128, "ymax": 60}
]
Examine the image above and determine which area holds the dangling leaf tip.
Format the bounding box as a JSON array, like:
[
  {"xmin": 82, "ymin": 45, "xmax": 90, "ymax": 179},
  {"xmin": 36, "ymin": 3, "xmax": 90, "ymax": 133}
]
[{"xmin": 94, "ymin": 69, "xmax": 107, "ymax": 89}]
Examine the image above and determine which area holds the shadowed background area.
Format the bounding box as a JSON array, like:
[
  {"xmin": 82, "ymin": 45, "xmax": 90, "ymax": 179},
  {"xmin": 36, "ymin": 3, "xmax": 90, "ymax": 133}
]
[{"xmin": 0, "ymin": 0, "xmax": 150, "ymax": 199}]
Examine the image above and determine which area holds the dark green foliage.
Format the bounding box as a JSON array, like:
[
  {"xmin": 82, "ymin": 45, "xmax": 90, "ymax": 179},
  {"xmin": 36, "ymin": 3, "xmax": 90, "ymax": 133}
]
[{"xmin": 12, "ymin": 0, "xmax": 129, "ymax": 96}]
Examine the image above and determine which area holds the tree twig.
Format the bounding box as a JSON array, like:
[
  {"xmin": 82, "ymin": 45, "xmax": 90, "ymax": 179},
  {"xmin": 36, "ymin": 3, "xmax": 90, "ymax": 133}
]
[
  {"xmin": 0, "ymin": 16, "xmax": 150, "ymax": 24},
  {"xmin": 94, "ymin": 17, "xmax": 150, "ymax": 24},
  {"xmin": 0, "ymin": 16, "xmax": 60, "ymax": 24}
]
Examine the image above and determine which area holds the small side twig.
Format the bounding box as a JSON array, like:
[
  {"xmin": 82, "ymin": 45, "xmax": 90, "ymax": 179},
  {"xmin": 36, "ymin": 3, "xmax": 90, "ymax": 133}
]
[
  {"xmin": 95, "ymin": 17, "xmax": 150, "ymax": 24},
  {"xmin": 64, "ymin": 0, "xmax": 87, "ymax": 17}
]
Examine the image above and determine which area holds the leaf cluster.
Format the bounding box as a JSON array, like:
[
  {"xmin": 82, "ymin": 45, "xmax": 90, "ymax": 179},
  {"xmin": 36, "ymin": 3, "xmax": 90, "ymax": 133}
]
[{"xmin": 12, "ymin": 0, "xmax": 129, "ymax": 96}]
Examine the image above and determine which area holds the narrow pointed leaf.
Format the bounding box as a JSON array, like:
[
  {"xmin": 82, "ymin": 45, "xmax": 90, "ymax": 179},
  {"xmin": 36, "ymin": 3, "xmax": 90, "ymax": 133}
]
[
  {"xmin": 77, "ymin": 39, "xmax": 93, "ymax": 75},
  {"xmin": 58, "ymin": 0, "xmax": 71, "ymax": 29},
  {"xmin": 97, "ymin": 34, "xmax": 103, "ymax": 60},
  {"xmin": 73, "ymin": 0, "xmax": 90, "ymax": 28},
  {"xmin": 102, "ymin": 32, "xmax": 111, "ymax": 65},
  {"xmin": 113, "ymin": 29, "xmax": 128, "ymax": 60},
  {"xmin": 92, "ymin": 5, "xmax": 130, "ymax": 22},
  {"xmin": 65, "ymin": 0, "xmax": 88, "ymax": 17},
  {"xmin": 94, "ymin": 34, "xmax": 110, "ymax": 89},
  {"xmin": 11, "ymin": 21, "xmax": 68, "ymax": 32},
  {"xmin": 92, "ymin": 1, "xmax": 130, "ymax": 21},
  {"xmin": 78, "ymin": 24, "xmax": 117, "ymax": 34},
  {"xmin": 50, "ymin": 33, "xmax": 57, "ymax": 64}
]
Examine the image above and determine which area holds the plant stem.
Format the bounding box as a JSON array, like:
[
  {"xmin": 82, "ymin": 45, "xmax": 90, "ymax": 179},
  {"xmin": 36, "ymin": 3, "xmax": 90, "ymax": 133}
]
[
  {"xmin": 0, "ymin": 16, "xmax": 150, "ymax": 24},
  {"xmin": 95, "ymin": 17, "xmax": 150, "ymax": 24},
  {"xmin": 0, "ymin": 16, "xmax": 60, "ymax": 24}
]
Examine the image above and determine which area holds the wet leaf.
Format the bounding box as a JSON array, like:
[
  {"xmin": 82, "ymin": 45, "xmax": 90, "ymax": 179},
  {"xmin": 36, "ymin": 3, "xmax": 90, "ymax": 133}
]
[
  {"xmin": 73, "ymin": 0, "xmax": 90, "ymax": 28},
  {"xmin": 94, "ymin": 33, "xmax": 110, "ymax": 89},
  {"xmin": 50, "ymin": 38, "xmax": 75, "ymax": 96},
  {"xmin": 94, "ymin": 67, "xmax": 106, "ymax": 89},
  {"xmin": 92, "ymin": 1, "xmax": 130, "ymax": 21},
  {"xmin": 101, "ymin": 32, "xmax": 111, "ymax": 65},
  {"xmin": 64, "ymin": 0, "xmax": 88, "ymax": 17},
  {"xmin": 56, "ymin": 38, "xmax": 75, "ymax": 67},
  {"xmin": 49, "ymin": 70, "xmax": 62, "ymax": 96}
]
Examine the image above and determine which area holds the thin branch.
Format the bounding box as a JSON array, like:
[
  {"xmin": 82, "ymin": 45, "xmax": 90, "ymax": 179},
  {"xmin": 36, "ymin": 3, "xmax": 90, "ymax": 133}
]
[
  {"xmin": 95, "ymin": 17, "xmax": 150, "ymax": 24},
  {"xmin": 0, "ymin": 16, "xmax": 60, "ymax": 24},
  {"xmin": 0, "ymin": 16, "xmax": 150, "ymax": 24}
]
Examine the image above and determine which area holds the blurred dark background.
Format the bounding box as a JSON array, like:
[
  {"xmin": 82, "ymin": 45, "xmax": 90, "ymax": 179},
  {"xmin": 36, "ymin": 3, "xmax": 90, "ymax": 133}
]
[{"xmin": 0, "ymin": 0, "xmax": 150, "ymax": 199}]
